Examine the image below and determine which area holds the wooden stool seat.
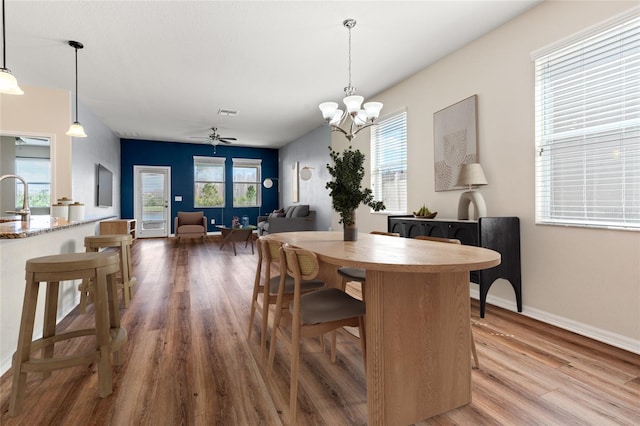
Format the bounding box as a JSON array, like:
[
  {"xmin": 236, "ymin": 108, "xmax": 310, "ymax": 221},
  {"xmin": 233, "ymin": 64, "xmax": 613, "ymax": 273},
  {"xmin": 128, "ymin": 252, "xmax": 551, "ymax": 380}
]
[
  {"xmin": 8, "ymin": 251, "xmax": 128, "ymax": 417},
  {"xmin": 79, "ymin": 234, "xmax": 136, "ymax": 311}
]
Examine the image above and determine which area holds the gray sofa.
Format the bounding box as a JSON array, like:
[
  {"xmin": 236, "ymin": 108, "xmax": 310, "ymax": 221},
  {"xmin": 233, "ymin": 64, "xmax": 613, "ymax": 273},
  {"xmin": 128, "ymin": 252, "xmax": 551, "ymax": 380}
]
[{"xmin": 257, "ymin": 205, "xmax": 316, "ymax": 236}]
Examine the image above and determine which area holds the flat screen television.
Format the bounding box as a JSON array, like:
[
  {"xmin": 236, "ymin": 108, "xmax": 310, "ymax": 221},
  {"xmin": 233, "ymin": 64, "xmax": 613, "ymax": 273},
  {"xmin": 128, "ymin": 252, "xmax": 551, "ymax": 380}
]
[{"xmin": 97, "ymin": 164, "xmax": 113, "ymax": 207}]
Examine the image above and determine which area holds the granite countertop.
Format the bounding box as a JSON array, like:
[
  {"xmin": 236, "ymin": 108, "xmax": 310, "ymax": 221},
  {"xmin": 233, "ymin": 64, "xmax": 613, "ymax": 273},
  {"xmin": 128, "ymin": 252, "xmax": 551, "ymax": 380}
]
[{"xmin": 0, "ymin": 215, "xmax": 116, "ymax": 239}]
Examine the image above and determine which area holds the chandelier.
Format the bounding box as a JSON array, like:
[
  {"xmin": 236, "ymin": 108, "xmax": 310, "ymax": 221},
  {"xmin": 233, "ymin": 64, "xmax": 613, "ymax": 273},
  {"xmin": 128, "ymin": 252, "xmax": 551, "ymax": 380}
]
[{"xmin": 319, "ymin": 19, "xmax": 383, "ymax": 142}]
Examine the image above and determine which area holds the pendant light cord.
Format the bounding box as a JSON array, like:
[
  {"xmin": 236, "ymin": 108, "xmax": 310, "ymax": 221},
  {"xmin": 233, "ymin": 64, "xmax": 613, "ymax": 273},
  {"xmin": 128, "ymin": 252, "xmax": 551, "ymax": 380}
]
[
  {"xmin": 347, "ymin": 24, "xmax": 352, "ymax": 90},
  {"xmin": 74, "ymin": 46, "xmax": 78, "ymax": 121},
  {"xmin": 2, "ymin": 0, "xmax": 6, "ymax": 68}
]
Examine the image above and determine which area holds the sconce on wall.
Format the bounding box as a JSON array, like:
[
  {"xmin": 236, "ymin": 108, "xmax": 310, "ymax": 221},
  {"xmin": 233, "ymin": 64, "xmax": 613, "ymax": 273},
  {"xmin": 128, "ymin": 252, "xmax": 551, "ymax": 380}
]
[
  {"xmin": 455, "ymin": 163, "xmax": 488, "ymax": 220},
  {"xmin": 299, "ymin": 166, "xmax": 314, "ymax": 181},
  {"xmin": 263, "ymin": 177, "xmax": 279, "ymax": 191}
]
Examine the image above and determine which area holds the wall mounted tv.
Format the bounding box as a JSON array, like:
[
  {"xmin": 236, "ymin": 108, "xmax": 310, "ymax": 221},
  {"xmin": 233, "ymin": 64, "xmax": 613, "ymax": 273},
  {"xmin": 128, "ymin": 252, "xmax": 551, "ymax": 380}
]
[{"xmin": 97, "ymin": 164, "xmax": 113, "ymax": 207}]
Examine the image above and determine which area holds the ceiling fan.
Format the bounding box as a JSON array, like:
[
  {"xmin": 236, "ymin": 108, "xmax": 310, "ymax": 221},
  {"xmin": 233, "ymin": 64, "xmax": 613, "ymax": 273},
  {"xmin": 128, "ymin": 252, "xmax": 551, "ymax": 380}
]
[{"xmin": 191, "ymin": 127, "xmax": 237, "ymax": 146}]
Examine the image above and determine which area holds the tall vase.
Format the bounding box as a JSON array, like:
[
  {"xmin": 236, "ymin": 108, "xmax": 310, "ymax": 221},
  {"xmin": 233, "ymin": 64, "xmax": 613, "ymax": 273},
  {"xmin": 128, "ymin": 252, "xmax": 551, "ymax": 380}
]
[{"xmin": 343, "ymin": 211, "xmax": 358, "ymax": 241}]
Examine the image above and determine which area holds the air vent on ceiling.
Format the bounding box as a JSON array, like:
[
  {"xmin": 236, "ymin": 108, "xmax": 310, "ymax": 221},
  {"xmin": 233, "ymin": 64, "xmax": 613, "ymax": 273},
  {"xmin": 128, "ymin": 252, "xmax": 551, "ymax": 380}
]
[
  {"xmin": 217, "ymin": 109, "xmax": 239, "ymax": 116},
  {"xmin": 117, "ymin": 131, "xmax": 139, "ymax": 138}
]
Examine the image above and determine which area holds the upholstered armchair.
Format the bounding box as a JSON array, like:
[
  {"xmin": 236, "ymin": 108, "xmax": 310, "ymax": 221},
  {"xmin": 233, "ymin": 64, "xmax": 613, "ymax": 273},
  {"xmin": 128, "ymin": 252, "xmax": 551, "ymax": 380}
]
[{"xmin": 174, "ymin": 211, "xmax": 207, "ymax": 241}]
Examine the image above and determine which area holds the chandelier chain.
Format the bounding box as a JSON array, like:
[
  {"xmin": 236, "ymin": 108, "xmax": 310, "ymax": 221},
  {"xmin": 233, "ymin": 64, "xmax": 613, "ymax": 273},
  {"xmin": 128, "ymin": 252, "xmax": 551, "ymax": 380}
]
[{"xmin": 347, "ymin": 23, "xmax": 352, "ymax": 89}]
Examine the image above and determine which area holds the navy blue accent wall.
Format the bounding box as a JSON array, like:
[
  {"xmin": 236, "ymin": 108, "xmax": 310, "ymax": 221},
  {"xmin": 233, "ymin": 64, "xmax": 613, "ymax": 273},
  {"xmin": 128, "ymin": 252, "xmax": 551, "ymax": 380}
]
[{"xmin": 120, "ymin": 139, "xmax": 279, "ymax": 233}]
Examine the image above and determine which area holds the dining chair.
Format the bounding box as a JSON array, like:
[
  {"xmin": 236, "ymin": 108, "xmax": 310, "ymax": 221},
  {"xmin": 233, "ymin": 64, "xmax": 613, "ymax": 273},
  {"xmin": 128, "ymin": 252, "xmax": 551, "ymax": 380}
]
[
  {"xmin": 331, "ymin": 231, "xmax": 399, "ymax": 356},
  {"xmin": 248, "ymin": 237, "xmax": 324, "ymax": 362},
  {"xmin": 267, "ymin": 245, "xmax": 366, "ymax": 423},
  {"xmin": 415, "ymin": 235, "xmax": 480, "ymax": 369}
]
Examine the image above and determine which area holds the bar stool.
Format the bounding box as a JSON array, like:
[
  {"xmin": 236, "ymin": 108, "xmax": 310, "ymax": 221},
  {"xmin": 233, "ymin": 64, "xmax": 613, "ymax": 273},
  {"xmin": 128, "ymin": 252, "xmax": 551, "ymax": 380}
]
[
  {"xmin": 8, "ymin": 251, "xmax": 128, "ymax": 416},
  {"xmin": 79, "ymin": 234, "xmax": 136, "ymax": 312}
]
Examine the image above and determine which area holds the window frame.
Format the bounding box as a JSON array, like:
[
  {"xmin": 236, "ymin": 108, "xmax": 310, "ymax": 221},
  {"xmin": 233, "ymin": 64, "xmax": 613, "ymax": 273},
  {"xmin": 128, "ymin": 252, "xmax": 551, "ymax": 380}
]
[
  {"xmin": 232, "ymin": 158, "xmax": 262, "ymax": 208},
  {"xmin": 15, "ymin": 156, "xmax": 51, "ymax": 209},
  {"xmin": 370, "ymin": 108, "xmax": 408, "ymax": 215},
  {"xmin": 193, "ymin": 156, "xmax": 225, "ymax": 208},
  {"xmin": 532, "ymin": 9, "xmax": 640, "ymax": 231}
]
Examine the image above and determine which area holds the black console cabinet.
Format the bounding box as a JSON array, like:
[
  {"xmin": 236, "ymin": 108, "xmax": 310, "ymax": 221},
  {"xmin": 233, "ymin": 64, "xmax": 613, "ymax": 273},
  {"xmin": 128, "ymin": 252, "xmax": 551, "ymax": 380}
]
[{"xmin": 388, "ymin": 216, "xmax": 522, "ymax": 317}]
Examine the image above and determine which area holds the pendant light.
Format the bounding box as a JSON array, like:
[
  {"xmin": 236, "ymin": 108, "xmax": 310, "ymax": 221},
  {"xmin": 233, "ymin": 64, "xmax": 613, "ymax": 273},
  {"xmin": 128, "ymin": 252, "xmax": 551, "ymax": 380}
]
[
  {"xmin": 66, "ymin": 40, "xmax": 87, "ymax": 138},
  {"xmin": 0, "ymin": 0, "xmax": 23, "ymax": 95}
]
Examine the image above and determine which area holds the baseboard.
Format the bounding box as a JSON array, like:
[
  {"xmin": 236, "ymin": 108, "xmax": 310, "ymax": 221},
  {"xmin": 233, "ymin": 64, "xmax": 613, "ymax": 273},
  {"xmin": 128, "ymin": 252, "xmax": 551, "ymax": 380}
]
[{"xmin": 470, "ymin": 289, "xmax": 640, "ymax": 355}]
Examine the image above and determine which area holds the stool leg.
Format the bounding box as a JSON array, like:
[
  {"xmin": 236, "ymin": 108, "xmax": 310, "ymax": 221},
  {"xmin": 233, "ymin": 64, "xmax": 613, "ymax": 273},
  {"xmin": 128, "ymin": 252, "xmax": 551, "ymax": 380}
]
[
  {"xmin": 9, "ymin": 273, "xmax": 40, "ymax": 416},
  {"xmin": 125, "ymin": 244, "xmax": 135, "ymax": 302},
  {"xmin": 78, "ymin": 279, "xmax": 89, "ymax": 313},
  {"xmin": 106, "ymin": 270, "xmax": 124, "ymax": 366},
  {"xmin": 118, "ymin": 246, "xmax": 131, "ymax": 308},
  {"xmin": 42, "ymin": 281, "xmax": 60, "ymax": 378},
  {"xmin": 93, "ymin": 268, "xmax": 113, "ymax": 398}
]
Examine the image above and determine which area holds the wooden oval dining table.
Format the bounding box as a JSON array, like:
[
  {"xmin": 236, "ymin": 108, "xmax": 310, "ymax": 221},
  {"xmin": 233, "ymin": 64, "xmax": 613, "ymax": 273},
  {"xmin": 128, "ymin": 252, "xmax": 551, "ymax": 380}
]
[{"xmin": 264, "ymin": 231, "xmax": 501, "ymax": 426}]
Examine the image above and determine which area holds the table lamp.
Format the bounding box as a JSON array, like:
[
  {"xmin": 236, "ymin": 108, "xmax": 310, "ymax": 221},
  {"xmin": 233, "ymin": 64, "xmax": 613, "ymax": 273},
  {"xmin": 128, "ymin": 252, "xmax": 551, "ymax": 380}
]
[{"xmin": 456, "ymin": 163, "xmax": 488, "ymax": 220}]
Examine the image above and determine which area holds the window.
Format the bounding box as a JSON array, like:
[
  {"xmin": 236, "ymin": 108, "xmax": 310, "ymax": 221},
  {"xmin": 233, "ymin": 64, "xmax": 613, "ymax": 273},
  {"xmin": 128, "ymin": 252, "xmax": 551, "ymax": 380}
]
[
  {"xmin": 371, "ymin": 109, "xmax": 408, "ymax": 213},
  {"xmin": 232, "ymin": 158, "xmax": 261, "ymax": 207},
  {"xmin": 194, "ymin": 156, "xmax": 225, "ymax": 207},
  {"xmin": 533, "ymin": 10, "xmax": 640, "ymax": 230},
  {"xmin": 15, "ymin": 157, "xmax": 51, "ymax": 208}
]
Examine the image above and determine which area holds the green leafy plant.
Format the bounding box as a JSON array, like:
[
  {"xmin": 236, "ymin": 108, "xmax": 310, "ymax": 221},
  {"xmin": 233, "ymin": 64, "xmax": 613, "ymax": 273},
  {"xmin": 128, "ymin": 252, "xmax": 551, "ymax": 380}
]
[{"xmin": 326, "ymin": 146, "xmax": 385, "ymax": 226}]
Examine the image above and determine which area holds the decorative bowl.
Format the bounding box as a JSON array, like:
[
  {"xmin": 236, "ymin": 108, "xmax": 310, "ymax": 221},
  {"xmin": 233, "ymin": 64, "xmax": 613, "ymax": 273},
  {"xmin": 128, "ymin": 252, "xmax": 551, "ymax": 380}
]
[{"xmin": 413, "ymin": 212, "xmax": 437, "ymax": 219}]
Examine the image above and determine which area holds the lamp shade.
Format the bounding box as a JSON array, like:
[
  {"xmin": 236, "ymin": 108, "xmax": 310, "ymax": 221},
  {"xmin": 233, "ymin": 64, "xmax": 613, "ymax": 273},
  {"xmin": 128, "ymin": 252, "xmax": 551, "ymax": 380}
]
[
  {"xmin": 363, "ymin": 102, "xmax": 383, "ymax": 120},
  {"xmin": 0, "ymin": 69, "xmax": 23, "ymax": 95},
  {"xmin": 319, "ymin": 102, "xmax": 339, "ymax": 120},
  {"xmin": 66, "ymin": 122, "xmax": 87, "ymax": 138},
  {"xmin": 343, "ymin": 95, "xmax": 363, "ymax": 113},
  {"xmin": 456, "ymin": 163, "xmax": 488, "ymax": 188}
]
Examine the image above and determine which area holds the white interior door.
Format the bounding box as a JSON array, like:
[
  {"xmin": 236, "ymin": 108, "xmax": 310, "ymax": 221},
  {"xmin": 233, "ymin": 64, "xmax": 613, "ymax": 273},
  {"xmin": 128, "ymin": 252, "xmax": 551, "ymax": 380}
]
[{"xmin": 134, "ymin": 165, "xmax": 170, "ymax": 238}]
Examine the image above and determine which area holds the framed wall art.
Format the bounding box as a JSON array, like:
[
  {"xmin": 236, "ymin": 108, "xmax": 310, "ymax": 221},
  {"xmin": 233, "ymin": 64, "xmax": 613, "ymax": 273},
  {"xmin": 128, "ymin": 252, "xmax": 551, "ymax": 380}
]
[{"xmin": 433, "ymin": 95, "xmax": 478, "ymax": 192}]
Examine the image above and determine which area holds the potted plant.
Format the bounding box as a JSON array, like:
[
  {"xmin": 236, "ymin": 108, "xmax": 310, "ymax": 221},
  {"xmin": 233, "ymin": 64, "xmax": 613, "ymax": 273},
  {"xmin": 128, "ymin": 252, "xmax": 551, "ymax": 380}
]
[{"xmin": 326, "ymin": 146, "xmax": 385, "ymax": 241}]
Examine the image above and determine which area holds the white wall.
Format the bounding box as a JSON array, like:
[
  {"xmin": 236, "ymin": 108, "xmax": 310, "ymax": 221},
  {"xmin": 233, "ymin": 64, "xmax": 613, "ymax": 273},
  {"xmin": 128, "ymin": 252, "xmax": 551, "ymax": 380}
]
[
  {"xmin": 72, "ymin": 101, "xmax": 121, "ymax": 218},
  {"xmin": 279, "ymin": 125, "xmax": 333, "ymax": 231},
  {"xmin": 0, "ymin": 85, "xmax": 72, "ymax": 200},
  {"xmin": 331, "ymin": 1, "xmax": 639, "ymax": 352}
]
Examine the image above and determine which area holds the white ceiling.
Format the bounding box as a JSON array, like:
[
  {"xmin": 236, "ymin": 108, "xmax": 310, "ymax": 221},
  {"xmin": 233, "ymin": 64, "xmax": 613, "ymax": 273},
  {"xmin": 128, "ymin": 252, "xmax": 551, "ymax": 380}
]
[{"xmin": 4, "ymin": 0, "xmax": 540, "ymax": 148}]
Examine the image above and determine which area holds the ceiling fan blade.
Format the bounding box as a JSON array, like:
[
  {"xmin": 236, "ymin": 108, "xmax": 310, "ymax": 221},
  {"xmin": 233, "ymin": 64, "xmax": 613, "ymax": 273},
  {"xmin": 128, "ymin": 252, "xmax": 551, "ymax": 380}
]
[{"xmin": 219, "ymin": 139, "xmax": 234, "ymax": 144}]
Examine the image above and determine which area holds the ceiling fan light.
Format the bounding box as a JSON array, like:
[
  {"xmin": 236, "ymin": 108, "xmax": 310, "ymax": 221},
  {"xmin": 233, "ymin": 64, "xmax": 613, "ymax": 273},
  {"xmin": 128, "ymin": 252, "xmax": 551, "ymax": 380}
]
[
  {"xmin": 343, "ymin": 95, "xmax": 363, "ymax": 114},
  {"xmin": 66, "ymin": 122, "xmax": 87, "ymax": 138},
  {"xmin": 319, "ymin": 102, "xmax": 339, "ymax": 120},
  {"xmin": 364, "ymin": 102, "xmax": 383, "ymax": 120},
  {"xmin": 0, "ymin": 69, "xmax": 23, "ymax": 95}
]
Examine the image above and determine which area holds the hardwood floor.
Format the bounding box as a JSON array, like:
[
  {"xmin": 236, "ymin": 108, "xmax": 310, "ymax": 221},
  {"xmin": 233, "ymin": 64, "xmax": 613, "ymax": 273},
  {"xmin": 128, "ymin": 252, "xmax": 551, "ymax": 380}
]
[{"xmin": 1, "ymin": 236, "xmax": 638, "ymax": 425}]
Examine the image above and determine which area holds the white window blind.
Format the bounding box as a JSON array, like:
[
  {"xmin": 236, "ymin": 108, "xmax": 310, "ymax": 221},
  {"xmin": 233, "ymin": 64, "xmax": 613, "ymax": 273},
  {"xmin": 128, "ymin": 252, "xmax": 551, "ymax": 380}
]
[
  {"xmin": 232, "ymin": 158, "xmax": 261, "ymax": 207},
  {"xmin": 371, "ymin": 109, "xmax": 408, "ymax": 213},
  {"xmin": 194, "ymin": 156, "xmax": 225, "ymax": 207},
  {"xmin": 533, "ymin": 9, "xmax": 640, "ymax": 230}
]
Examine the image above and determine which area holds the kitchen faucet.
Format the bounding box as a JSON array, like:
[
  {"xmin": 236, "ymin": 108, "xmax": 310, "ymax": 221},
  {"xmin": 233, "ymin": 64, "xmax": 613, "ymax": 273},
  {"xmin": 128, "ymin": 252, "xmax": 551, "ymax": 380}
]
[{"xmin": 0, "ymin": 174, "xmax": 31, "ymax": 221}]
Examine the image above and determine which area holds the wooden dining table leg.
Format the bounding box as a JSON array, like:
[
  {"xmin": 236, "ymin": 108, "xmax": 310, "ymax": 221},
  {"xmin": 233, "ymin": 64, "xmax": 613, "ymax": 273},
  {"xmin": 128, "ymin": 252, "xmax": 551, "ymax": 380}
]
[{"xmin": 364, "ymin": 269, "xmax": 471, "ymax": 425}]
